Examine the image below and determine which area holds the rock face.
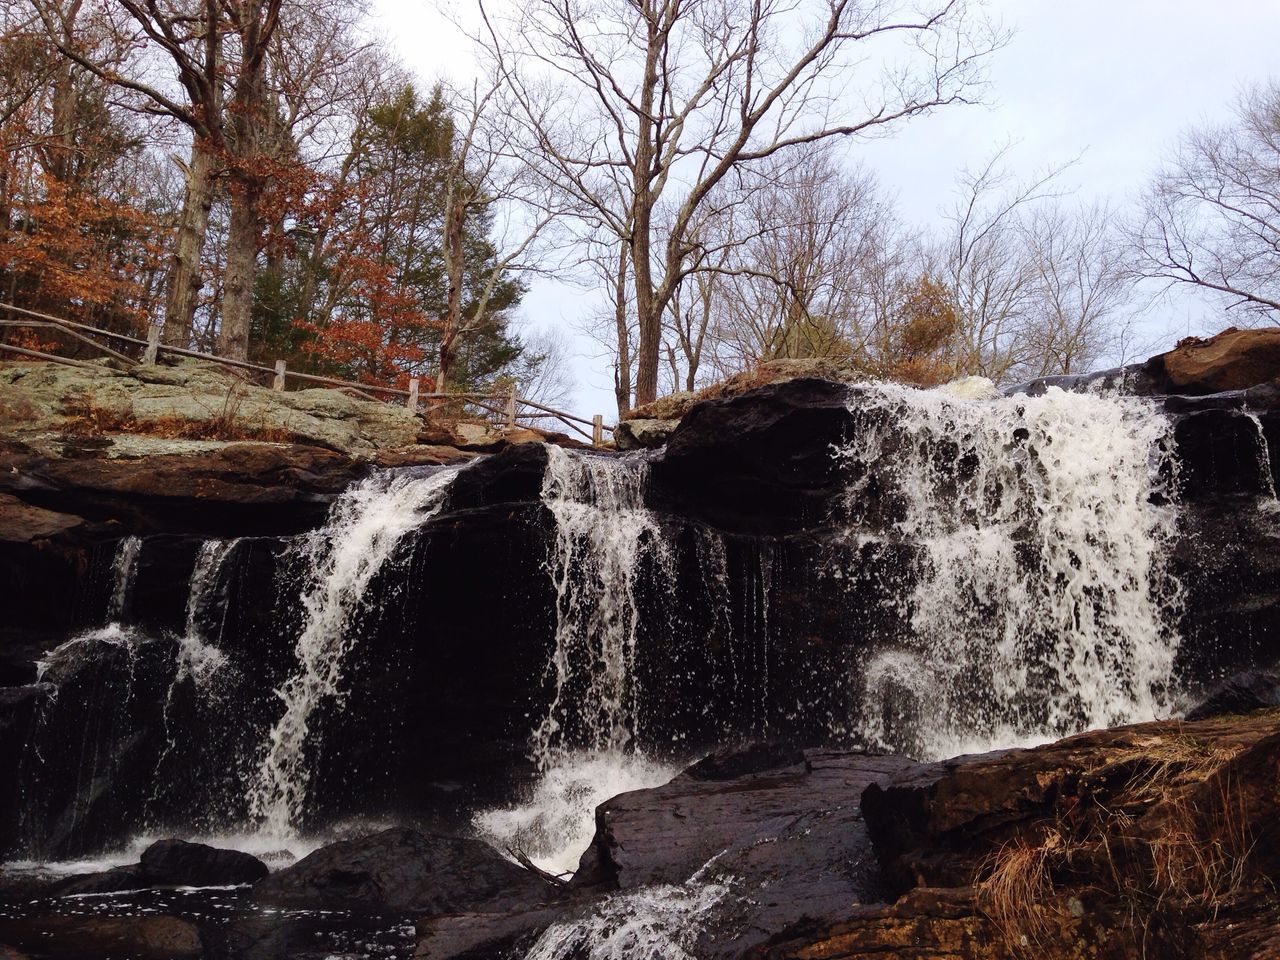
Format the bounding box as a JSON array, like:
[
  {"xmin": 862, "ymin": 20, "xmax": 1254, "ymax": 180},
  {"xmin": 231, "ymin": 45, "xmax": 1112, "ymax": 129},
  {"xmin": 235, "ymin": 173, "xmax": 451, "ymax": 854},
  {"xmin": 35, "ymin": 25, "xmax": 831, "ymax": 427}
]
[
  {"xmin": 255, "ymin": 827, "xmax": 552, "ymax": 915},
  {"xmin": 1153, "ymin": 327, "xmax": 1280, "ymax": 394},
  {"xmin": 0, "ymin": 359, "xmax": 426, "ymax": 456}
]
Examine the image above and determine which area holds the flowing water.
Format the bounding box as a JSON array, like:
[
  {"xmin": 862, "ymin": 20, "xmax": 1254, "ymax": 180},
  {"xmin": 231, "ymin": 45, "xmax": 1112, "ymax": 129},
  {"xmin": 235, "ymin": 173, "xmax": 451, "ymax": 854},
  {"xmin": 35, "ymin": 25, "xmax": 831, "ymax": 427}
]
[
  {"xmin": 476, "ymin": 447, "xmax": 679, "ymax": 875},
  {"xmin": 106, "ymin": 536, "xmax": 143, "ymax": 622},
  {"xmin": 247, "ymin": 466, "xmax": 461, "ymax": 839},
  {"xmin": 841, "ymin": 384, "xmax": 1183, "ymax": 759}
]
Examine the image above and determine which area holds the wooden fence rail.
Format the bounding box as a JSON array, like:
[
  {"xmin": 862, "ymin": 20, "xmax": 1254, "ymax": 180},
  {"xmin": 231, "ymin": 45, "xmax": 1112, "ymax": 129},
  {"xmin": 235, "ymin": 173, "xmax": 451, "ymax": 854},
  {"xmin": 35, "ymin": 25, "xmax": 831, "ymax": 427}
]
[{"xmin": 0, "ymin": 303, "xmax": 613, "ymax": 446}]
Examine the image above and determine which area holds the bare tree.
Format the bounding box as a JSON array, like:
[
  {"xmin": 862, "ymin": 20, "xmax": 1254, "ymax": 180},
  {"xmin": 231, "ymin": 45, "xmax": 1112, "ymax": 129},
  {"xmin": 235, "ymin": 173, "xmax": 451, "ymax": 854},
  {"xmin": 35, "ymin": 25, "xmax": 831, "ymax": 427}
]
[
  {"xmin": 1130, "ymin": 81, "xmax": 1280, "ymax": 323},
  {"xmin": 479, "ymin": 0, "xmax": 1003, "ymax": 407},
  {"xmin": 1014, "ymin": 200, "xmax": 1132, "ymax": 380},
  {"xmin": 436, "ymin": 75, "xmax": 576, "ymax": 392}
]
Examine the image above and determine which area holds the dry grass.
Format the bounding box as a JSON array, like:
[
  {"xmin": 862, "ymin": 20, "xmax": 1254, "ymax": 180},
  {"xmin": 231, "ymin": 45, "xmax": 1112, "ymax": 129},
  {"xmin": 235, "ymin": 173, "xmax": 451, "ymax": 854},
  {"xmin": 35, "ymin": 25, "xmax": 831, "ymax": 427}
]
[{"xmin": 976, "ymin": 734, "xmax": 1257, "ymax": 955}]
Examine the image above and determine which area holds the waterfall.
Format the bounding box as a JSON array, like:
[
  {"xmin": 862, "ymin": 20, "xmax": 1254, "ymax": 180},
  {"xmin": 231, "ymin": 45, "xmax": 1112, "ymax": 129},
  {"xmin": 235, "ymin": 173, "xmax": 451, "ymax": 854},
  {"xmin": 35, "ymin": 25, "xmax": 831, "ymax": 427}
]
[
  {"xmin": 247, "ymin": 466, "xmax": 460, "ymax": 838},
  {"xmin": 1245, "ymin": 412, "xmax": 1279, "ymax": 506},
  {"xmin": 106, "ymin": 536, "xmax": 142, "ymax": 622},
  {"xmin": 475, "ymin": 446, "xmax": 677, "ymax": 876},
  {"xmin": 176, "ymin": 540, "xmax": 238, "ymax": 685},
  {"xmin": 841, "ymin": 384, "xmax": 1183, "ymax": 760}
]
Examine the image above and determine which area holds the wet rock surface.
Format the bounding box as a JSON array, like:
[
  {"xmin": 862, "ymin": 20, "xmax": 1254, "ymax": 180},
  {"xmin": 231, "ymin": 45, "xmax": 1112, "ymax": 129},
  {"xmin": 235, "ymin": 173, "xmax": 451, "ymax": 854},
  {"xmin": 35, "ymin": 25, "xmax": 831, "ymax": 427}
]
[
  {"xmin": 765, "ymin": 710, "xmax": 1280, "ymax": 959},
  {"xmin": 255, "ymin": 827, "xmax": 553, "ymax": 915}
]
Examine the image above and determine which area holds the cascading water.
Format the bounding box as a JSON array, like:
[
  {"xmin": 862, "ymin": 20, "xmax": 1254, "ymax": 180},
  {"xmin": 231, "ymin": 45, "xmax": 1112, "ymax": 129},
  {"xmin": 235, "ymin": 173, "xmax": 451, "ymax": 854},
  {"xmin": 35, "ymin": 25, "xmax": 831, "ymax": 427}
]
[
  {"xmin": 248, "ymin": 466, "xmax": 461, "ymax": 839},
  {"xmin": 841, "ymin": 383, "xmax": 1184, "ymax": 760},
  {"xmin": 175, "ymin": 539, "xmax": 238, "ymax": 685},
  {"xmin": 475, "ymin": 446, "xmax": 677, "ymax": 875},
  {"xmin": 1245, "ymin": 412, "xmax": 1279, "ymax": 507},
  {"xmin": 106, "ymin": 536, "xmax": 142, "ymax": 622}
]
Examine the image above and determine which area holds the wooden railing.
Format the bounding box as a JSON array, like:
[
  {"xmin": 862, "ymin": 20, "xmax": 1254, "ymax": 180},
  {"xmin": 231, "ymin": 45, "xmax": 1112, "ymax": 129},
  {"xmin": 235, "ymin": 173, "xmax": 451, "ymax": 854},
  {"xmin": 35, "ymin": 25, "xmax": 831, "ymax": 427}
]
[{"xmin": 0, "ymin": 303, "xmax": 612, "ymax": 445}]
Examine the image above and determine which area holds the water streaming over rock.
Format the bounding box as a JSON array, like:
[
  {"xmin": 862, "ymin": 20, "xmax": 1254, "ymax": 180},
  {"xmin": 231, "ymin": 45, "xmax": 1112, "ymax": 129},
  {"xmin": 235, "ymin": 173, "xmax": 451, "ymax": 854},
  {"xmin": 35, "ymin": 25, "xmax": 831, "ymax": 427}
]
[
  {"xmin": 175, "ymin": 539, "xmax": 239, "ymax": 685},
  {"xmin": 840, "ymin": 384, "xmax": 1184, "ymax": 759},
  {"xmin": 247, "ymin": 466, "xmax": 461, "ymax": 838},
  {"xmin": 476, "ymin": 447, "xmax": 679, "ymax": 874},
  {"xmin": 1245, "ymin": 412, "xmax": 1279, "ymax": 505},
  {"xmin": 106, "ymin": 536, "xmax": 142, "ymax": 622},
  {"xmin": 524, "ymin": 861, "xmax": 732, "ymax": 960}
]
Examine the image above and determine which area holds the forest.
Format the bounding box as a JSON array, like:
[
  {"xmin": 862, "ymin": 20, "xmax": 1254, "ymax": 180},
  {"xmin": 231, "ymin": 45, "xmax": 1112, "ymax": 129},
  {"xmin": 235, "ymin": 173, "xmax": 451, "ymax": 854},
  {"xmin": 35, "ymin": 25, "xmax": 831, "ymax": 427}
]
[{"xmin": 2, "ymin": 0, "xmax": 1278, "ymax": 416}]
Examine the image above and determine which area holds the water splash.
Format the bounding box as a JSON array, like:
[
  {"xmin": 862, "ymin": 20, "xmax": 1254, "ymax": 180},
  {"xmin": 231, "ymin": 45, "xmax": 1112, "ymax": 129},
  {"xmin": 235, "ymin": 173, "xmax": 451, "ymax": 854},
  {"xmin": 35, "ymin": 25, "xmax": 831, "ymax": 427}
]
[
  {"xmin": 841, "ymin": 384, "xmax": 1183, "ymax": 760},
  {"xmin": 473, "ymin": 751, "xmax": 675, "ymax": 876},
  {"xmin": 534, "ymin": 446, "xmax": 671, "ymax": 763},
  {"xmin": 106, "ymin": 537, "xmax": 142, "ymax": 622},
  {"xmin": 248, "ymin": 466, "xmax": 460, "ymax": 838},
  {"xmin": 37, "ymin": 623, "xmax": 146, "ymax": 686},
  {"xmin": 524, "ymin": 860, "xmax": 732, "ymax": 960}
]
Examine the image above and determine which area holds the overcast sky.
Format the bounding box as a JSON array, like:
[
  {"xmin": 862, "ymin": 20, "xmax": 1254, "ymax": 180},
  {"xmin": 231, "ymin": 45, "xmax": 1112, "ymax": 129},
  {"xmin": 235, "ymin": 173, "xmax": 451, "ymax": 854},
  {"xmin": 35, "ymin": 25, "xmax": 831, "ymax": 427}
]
[{"xmin": 372, "ymin": 0, "xmax": 1280, "ymax": 418}]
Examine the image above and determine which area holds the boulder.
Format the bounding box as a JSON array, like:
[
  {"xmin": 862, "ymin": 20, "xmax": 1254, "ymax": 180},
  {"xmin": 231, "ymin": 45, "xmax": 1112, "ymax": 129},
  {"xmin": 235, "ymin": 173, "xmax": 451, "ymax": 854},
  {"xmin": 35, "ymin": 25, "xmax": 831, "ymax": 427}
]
[
  {"xmin": 613, "ymin": 417, "xmax": 678, "ymax": 450},
  {"xmin": 1152, "ymin": 327, "xmax": 1280, "ymax": 394},
  {"xmin": 1186, "ymin": 669, "xmax": 1280, "ymax": 720},
  {"xmin": 51, "ymin": 839, "xmax": 267, "ymax": 895},
  {"xmin": 138, "ymin": 838, "xmax": 268, "ymax": 886},
  {"xmin": 0, "ymin": 359, "xmax": 425, "ymax": 456},
  {"xmin": 255, "ymin": 827, "xmax": 552, "ymax": 915},
  {"xmin": 563, "ymin": 746, "xmax": 914, "ymax": 959},
  {"xmin": 0, "ymin": 493, "xmax": 80, "ymax": 543}
]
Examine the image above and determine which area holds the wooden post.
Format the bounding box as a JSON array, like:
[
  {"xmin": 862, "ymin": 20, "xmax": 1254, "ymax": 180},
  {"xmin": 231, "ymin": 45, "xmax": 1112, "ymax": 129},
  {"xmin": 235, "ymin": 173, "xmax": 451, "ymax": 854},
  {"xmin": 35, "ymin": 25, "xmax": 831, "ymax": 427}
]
[
  {"xmin": 407, "ymin": 377, "xmax": 419, "ymax": 412},
  {"xmin": 506, "ymin": 386, "xmax": 517, "ymax": 429},
  {"xmin": 143, "ymin": 323, "xmax": 161, "ymax": 365},
  {"xmin": 273, "ymin": 359, "xmax": 287, "ymax": 391},
  {"xmin": 592, "ymin": 414, "xmax": 604, "ymax": 446}
]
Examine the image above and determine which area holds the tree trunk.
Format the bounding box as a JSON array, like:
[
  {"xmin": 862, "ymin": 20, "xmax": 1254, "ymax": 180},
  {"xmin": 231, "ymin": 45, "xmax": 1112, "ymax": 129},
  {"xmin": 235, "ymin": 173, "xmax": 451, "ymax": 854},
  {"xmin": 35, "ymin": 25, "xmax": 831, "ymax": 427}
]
[
  {"xmin": 163, "ymin": 143, "xmax": 216, "ymax": 348},
  {"xmin": 438, "ymin": 196, "xmax": 467, "ymax": 394},
  {"xmin": 613, "ymin": 243, "xmax": 632, "ymax": 417},
  {"xmin": 219, "ymin": 178, "xmax": 258, "ymax": 360}
]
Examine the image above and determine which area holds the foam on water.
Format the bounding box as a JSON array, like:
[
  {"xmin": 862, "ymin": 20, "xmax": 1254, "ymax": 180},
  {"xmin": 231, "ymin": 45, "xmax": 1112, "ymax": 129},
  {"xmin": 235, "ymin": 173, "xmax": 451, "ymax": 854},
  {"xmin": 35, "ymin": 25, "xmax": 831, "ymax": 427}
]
[
  {"xmin": 841, "ymin": 384, "xmax": 1183, "ymax": 760},
  {"xmin": 248, "ymin": 466, "xmax": 461, "ymax": 838}
]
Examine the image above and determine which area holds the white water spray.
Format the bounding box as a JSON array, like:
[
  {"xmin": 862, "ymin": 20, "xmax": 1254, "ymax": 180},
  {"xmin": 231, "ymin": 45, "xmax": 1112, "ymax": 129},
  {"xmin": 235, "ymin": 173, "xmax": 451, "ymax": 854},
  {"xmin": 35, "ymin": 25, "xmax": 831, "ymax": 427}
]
[
  {"xmin": 524, "ymin": 860, "xmax": 732, "ymax": 960},
  {"xmin": 842, "ymin": 384, "xmax": 1183, "ymax": 760},
  {"xmin": 248, "ymin": 467, "xmax": 460, "ymax": 838}
]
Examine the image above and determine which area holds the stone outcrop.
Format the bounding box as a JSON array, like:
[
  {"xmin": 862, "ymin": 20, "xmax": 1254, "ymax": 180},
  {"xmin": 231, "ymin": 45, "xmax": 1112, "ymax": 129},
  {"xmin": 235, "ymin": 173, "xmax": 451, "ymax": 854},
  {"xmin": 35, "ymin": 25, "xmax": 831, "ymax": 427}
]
[
  {"xmin": 255, "ymin": 827, "xmax": 553, "ymax": 915},
  {"xmin": 48, "ymin": 839, "xmax": 267, "ymax": 896},
  {"xmin": 764, "ymin": 710, "xmax": 1280, "ymax": 959},
  {"xmin": 1153, "ymin": 327, "xmax": 1280, "ymax": 394}
]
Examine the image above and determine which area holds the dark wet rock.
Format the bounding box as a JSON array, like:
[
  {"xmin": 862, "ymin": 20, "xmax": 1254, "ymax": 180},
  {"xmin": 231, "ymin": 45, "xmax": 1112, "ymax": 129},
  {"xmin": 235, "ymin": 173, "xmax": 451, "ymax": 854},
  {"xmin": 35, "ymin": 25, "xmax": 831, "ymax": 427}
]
[
  {"xmin": 256, "ymin": 827, "xmax": 553, "ymax": 915},
  {"xmin": 1186, "ymin": 669, "xmax": 1280, "ymax": 720},
  {"xmin": 0, "ymin": 915, "xmax": 201, "ymax": 959},
  {"xmin": 564, "ymin": 746, "xmax": 914, "ymax": 958},
  {"xmin": 763, "ymin": 710, "xmax": 1280, "ymax": 959},
  {"xmin": 650, "ymin": 378, "xmax": 855, "ymax": 534},
  {"xmin": 139, "ymin": 838, "xmax": 268, "ymax": 886},
  {"xmin": 50, "ymin": 839, "xmax": 267, "ymax": 895},
  {"xmin": 413, "ymin": 905, "xmax": 567, "ymax": 960}
]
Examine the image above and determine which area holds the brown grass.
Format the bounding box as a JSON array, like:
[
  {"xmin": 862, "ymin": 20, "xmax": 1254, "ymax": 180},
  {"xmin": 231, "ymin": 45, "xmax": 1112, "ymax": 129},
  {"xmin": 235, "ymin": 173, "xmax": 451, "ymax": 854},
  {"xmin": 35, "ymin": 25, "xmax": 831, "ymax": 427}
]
[{"xmin": 976, "ymin": 734, "xmax": 1257, "ymax": 954}]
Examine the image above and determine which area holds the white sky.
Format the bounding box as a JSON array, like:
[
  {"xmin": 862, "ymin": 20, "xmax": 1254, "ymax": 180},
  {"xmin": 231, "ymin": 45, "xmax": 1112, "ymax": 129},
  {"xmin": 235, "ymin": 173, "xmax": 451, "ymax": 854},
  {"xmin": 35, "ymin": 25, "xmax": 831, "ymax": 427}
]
[{"xmin": 372, "ymin": 0, "xmax": 1280, "ymax": 418}]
